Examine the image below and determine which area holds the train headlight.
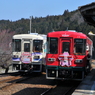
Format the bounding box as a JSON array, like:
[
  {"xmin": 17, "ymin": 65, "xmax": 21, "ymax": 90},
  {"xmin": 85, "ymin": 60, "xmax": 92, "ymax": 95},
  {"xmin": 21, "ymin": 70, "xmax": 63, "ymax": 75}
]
[
  {"xmin": 75, "ymin": 59, "xmax": 83, "ymax": 63},
  {"xmin": 34, "ymin": 56, "xmax": 40, "ymax": 60},
  {"xmin": 13, "ymin": 55, "xmax": 18, "ymax": 58},
  {"xmin": 48, "ymin": 58, "xmax": 56, "ymax": 61}
]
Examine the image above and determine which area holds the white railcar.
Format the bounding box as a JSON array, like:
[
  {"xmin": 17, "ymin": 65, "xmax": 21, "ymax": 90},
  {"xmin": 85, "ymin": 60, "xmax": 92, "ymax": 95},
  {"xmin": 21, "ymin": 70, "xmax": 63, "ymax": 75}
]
[{"xmin": 12, "ymin": 33, "xmax": 46, "ymax": 73}]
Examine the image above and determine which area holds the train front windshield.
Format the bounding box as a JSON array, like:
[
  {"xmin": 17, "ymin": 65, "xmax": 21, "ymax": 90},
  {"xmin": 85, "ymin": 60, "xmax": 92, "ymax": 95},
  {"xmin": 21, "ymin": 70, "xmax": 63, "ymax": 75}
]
[
  {"xmin": 33, "ymin": 40, "xmax": 43, "ymax": 52},
  {"xmin": 47, "ymin": 37, "xmax": 58, "ymax": 54},
  {"xmin": 74, "ymin": 39, "xmax": 86, "ymax": 55},
  {"xmin": 12, "ymin": 39, "xmax": 21, "ymax": 52}
]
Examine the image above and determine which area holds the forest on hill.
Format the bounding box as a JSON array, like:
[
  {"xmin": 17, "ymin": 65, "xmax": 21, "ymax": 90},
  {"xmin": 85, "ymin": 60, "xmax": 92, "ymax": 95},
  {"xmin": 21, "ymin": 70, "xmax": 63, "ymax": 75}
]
[{"xmin": 0, "ymin": 9, "xmax": 95, "ymax": 35}]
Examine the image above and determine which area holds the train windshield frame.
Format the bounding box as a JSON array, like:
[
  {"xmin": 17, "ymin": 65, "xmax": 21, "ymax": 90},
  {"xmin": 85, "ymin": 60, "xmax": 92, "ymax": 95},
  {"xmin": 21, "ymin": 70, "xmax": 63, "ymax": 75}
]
[
  {"xmin": 47, "ymin": 37, "xmax": 58, "ymax": 54},
  {"xmin": 33, "ymin": 40, "xmax": 43, "ymax": 52},
  {"xmin": 12, "ymin": 39, "xmax": 21, "ymax": 52},
  {"xmin": 74, "ymin": 39, "xmax": 86, "ymax": 55}
]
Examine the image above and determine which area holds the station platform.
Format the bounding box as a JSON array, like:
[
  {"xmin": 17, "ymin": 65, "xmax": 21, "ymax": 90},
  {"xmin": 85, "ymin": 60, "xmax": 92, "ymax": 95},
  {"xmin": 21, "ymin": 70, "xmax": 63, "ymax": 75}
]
[{"xmin": 72, "ymin": 61, "xmax": 95, "ymax": 95}]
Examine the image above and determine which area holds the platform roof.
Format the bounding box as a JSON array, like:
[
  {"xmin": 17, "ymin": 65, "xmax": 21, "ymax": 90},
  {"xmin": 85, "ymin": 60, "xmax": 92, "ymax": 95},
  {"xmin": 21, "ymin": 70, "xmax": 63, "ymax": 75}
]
[{"xmin": 78, "ymin": 2, "xmax": 95, "ymax": 27}]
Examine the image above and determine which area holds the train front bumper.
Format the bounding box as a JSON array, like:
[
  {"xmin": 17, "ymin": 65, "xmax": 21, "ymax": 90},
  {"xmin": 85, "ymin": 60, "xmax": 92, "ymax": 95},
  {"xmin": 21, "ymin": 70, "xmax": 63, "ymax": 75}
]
[{"xmin": 46, "ymin": 66, "xmax": 85, "ymax": 80}]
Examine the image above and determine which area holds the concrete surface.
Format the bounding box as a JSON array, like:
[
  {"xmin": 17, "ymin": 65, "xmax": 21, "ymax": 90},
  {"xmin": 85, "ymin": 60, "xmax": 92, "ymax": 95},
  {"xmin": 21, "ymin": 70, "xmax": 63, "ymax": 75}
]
[{"xmin": 72, "ymin": 60, "xmax": 95, "ymax": 95}]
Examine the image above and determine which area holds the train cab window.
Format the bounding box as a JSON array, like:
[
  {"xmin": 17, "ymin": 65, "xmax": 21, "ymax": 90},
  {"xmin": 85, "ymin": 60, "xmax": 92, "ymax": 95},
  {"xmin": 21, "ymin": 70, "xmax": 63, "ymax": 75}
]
[
  {"xmin": 74, "ymin": 39, "xmax": 86, "ymax": 55},
  {"xmin": 24, "ymin": 43, "xmax": 30, "ymax": 52},
  {"xmin": 47, "ymin": 37, "xmax": 58, "ymax": 54},
  {"xmin": 12, "ymin": 39, "xmax": 21, "ymax": 52},
  {"xmin": 62, "ymin": 42, "xmax": 70, "ymax": 53},
  {"xmin": 33, "ymin": 40, "xmax": 43, "ymax": 52}
]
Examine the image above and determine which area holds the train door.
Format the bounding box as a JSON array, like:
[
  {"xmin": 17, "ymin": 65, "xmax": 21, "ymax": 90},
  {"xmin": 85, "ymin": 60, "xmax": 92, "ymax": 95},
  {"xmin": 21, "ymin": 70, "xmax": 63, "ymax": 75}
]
[
  {"xmin": 59, "ymin": 37, "xmax": 73, "ymax": 67},
  {"xmin": 20, "ymin": 39, "xmax": 32, "ymax": 64},
  {"xmin": 22, "ymin": 39, "xmax": 32, "ymax": 52},
  {"xmin": 60, "ymin": 37, "xmax": 72, "ymax": 54}
]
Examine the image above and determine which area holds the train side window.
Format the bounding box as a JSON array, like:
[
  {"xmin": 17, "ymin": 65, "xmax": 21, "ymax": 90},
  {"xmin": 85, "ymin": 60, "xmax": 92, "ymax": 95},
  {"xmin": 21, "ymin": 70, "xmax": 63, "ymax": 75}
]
[{"xmin": 74, "ymin": 39, "xmax": 86, "ymax": 55}]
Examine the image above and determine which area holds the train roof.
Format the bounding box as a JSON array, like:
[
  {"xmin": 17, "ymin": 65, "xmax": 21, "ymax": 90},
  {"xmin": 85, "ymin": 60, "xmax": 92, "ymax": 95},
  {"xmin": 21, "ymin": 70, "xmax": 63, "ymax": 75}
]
[
  {"xmin": 13, "ymin": 34, "xmax": 44, "ymax": 39},
  {"xmin": 47, "ymin": 30, "xmax": 87, "ymax": 38}
]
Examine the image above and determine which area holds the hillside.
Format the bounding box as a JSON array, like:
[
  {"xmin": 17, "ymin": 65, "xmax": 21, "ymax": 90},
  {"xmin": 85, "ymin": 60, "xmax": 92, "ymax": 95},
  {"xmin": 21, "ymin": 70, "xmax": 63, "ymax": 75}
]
[{"xmin": 0, "ymin": 9, "xmax": 95, "ymax": 35}]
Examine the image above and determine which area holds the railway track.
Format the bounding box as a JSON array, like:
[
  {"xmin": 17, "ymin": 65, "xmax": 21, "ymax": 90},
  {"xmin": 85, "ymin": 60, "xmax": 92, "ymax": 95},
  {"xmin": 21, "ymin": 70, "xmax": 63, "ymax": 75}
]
[
  {"xmin": 40, "ymin": 80, "xmax": 80, "ymax": 95},
  {"xmin": 0, "ymin": 72, "xmax": 32, "ymax": 90},
  {"xmin": 0, "ymin": 72, "xmax": 81, "ymax": 95},
  {"xmin": 40, "ymin": 85, "xmax": 57, "ymax": 95},
  {"xmin": 63, "ymin": 85, "xmax": 78, "ymax": 95}
]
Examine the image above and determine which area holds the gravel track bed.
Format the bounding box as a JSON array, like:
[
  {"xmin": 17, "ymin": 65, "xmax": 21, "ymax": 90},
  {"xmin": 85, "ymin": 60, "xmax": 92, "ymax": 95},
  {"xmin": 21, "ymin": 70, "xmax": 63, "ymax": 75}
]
[
  {"xmin": 0, "ymin": 75, "xmax": 24, "ymax": 90},
  {"xmin": 0, "ymin": 73, "xmax": 56, "ymax": 95},
  {"xmin": 0, "ymin": 73, "xmax": 80, "ymax": 95}
]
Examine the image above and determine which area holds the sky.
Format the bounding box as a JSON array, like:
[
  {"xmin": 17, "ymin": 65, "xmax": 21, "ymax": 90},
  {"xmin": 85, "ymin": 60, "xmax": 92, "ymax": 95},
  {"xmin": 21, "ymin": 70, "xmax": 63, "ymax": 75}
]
[{"xmin": 0, "ymin": 0, "xmax": 95, "ymax": 21}]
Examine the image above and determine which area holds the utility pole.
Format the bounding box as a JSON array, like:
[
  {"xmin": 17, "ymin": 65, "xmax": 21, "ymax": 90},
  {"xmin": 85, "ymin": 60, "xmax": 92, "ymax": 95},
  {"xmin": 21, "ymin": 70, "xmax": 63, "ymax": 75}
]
[
  {"xmin": 35, "ymin": 28, "xmax": 36, "ymax": 33},
  {"xmin": 30, "ymin": 16, "xmax": 32, "ymax": 33}
]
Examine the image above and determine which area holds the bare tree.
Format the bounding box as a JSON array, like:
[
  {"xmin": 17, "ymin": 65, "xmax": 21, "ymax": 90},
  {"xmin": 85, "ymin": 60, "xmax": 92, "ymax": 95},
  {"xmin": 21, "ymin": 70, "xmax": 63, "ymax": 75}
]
[{"xmin": 0, "ymin": 30, "xmax": 15, "ymax": 73}]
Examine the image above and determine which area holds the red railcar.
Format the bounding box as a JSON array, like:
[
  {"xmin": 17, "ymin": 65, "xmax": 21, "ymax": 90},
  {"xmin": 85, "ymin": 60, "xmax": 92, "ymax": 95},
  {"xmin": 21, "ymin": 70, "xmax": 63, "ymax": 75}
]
[{"xmin": 46, "ymin": 30, "xmax": 93, "ymax": 80}]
